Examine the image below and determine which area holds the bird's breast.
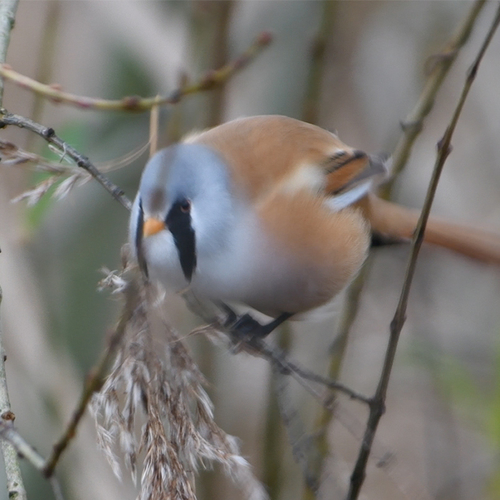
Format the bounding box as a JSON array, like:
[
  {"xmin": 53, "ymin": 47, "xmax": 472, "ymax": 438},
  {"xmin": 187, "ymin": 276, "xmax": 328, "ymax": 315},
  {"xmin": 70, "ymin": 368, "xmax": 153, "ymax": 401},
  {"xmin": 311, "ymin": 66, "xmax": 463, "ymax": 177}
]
[{"xmin": 189, "ymin": 192, "xmax": 370, "ymax": 316}]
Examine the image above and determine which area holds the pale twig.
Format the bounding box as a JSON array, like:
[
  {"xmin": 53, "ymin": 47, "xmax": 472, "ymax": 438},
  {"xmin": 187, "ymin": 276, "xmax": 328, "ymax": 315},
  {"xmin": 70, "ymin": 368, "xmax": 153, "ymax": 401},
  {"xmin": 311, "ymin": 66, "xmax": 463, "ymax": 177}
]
[
  {"xmin": 0, "ymin": 419, "xmax": 66, "ymax": 500},
  {"xmin": 0, "ymin": 32, "xmax": 272, "ymax": 112},
  {"xmin": 0, "ymin": 5, "xmax": 26, "ymax": 496},
  {"xmin": 0, "ymin": 0, "xmax": 19, "ymax": 103},
  {"xmin": 347, "ymin": 6, "xmax": 500, "ymax": 499},
  {"xmin": 0, "ymin": 111, "xmax": 132, "ymax": 210},
  {"xmin": 0, "ymin": 287, "xmax": 27, "ymax": 500},
  {"xmin": 381, "ymin": 0, "xmax": 487, "ymax": 196},
  {"xmin": 0, "ymin": 420, "xmax": 65, "ymax": 500},
  {"xmin": 0, "ymin": 419, "xmax": 45, "ymax": 471}
]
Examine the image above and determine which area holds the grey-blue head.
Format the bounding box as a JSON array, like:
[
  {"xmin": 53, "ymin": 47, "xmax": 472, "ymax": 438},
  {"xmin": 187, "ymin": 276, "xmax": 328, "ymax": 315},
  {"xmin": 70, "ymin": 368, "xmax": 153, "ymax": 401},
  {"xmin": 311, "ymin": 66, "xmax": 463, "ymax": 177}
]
[{"xmin": 131, "ymin": 143, "xmax": 235, "ymax": 282}]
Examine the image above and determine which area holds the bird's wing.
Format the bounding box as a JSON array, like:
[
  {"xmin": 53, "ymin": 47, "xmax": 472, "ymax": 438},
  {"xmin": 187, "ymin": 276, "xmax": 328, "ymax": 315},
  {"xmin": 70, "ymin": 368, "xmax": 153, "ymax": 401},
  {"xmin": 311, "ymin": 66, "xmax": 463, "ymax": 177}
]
[{"xmin": 323, "ymin": 152, "xmax": 389, "ymax": 211}]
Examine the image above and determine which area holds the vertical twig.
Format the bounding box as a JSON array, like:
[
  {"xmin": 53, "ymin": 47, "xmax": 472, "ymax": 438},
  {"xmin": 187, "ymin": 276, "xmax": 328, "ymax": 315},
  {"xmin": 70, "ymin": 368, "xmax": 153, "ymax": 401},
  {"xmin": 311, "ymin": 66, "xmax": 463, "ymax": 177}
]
[
  {"xmin": 27, "ymin": 1, "xmax": 60, "ymax": 151},
  {"xmin": 347, "ymin": 6, "xmax": 500, "ymax": 499},
  {"xmin": 0, "ymin": 1, "xmax": 27, "ymax": 498},
  {"xmin": 0, "ymin": 0, "xmax": 19, "ymax": 102}
]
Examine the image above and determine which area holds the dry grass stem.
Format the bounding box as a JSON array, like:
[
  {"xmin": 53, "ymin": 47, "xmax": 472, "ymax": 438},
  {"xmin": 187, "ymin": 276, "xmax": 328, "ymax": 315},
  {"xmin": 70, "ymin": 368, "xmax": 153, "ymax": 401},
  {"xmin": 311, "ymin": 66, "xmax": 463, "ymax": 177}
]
[{"xmin": 92, "ymin": 265, "xmax": 267, "ymax": 500}]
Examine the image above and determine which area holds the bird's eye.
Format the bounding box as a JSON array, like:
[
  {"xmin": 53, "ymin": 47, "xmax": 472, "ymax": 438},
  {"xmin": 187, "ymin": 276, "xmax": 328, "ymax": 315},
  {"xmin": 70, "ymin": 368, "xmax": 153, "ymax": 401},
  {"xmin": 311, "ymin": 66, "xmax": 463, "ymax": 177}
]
[{"xmin": 180, "ymin": 199, "xmax": 191, "ymax": 213}]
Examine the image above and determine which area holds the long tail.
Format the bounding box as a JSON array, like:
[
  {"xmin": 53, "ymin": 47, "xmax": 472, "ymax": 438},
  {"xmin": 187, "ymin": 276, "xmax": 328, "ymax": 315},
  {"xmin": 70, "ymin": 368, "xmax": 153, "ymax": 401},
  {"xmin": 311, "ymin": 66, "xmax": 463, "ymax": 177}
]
[{"xmin": 358, "ymin": 194, "xmax": 500, "ymax": 265}]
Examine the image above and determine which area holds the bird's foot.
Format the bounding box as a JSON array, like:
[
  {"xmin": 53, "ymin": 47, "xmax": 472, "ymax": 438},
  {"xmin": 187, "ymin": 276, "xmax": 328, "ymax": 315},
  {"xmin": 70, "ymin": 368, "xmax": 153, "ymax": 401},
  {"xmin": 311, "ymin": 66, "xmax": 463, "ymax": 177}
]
[
  {"xmin": 231, "ymin": 314, "xmax": 269, "ymax": 345},
  {"xmin": 218, "ymin": 302, "xmax": 292, "ymax": 349}
]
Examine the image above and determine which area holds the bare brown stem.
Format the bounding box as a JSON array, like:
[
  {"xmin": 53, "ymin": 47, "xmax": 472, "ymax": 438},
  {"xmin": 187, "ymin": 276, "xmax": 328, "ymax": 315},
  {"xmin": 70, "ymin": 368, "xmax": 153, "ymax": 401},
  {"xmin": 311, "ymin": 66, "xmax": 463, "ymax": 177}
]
[
  {"xmin": 0, "ymin": 32, "xmax": 271, "ymax": 112},
  {"xmin": 347, "ymin": 6, "xmax": 500, "ymax": 499}
]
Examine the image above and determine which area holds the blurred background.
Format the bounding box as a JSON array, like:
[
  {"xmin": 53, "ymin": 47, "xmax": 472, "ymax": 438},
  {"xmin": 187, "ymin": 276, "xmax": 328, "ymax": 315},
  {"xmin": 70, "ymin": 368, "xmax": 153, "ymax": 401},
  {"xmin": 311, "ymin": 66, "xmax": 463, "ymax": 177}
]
[{"xmin": 1, "ymin": 1, "xmax": 500, "ymax": 499}]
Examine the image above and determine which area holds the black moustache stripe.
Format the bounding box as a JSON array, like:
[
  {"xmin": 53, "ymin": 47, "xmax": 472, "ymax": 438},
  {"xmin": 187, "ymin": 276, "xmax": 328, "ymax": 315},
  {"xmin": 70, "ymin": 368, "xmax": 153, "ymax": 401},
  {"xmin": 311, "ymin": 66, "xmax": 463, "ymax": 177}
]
[
  {"xmin": 166, "ymin": 201, "xmax": 197, "ymax": 281},
  {"xmin": 135, "ymin": 199, "xmax": 149, "ymax": 278}
]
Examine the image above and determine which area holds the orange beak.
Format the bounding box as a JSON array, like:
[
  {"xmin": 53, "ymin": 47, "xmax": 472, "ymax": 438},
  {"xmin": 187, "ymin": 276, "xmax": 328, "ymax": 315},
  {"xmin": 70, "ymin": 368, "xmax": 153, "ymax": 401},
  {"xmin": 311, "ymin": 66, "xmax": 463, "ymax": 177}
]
[{"xmin": 143, "ymin": 217, "xmax": 166, "ymax": 237}]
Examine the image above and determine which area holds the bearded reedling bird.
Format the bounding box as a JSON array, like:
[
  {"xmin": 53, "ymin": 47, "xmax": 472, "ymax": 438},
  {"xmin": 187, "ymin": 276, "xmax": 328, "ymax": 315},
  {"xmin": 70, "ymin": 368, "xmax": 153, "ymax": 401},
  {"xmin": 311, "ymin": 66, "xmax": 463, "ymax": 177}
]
[{"xmin": 130, "ymin": 115, "xmax": 500, "ymax": 336}]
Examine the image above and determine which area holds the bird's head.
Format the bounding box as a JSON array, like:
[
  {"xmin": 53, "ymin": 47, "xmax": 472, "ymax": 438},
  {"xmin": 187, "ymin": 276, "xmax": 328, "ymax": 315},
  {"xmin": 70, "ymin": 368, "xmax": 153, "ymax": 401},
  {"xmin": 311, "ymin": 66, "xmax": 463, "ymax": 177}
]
[{"xmin": 130, "ymin": 144, "xmax": 234, "ymax": 284}]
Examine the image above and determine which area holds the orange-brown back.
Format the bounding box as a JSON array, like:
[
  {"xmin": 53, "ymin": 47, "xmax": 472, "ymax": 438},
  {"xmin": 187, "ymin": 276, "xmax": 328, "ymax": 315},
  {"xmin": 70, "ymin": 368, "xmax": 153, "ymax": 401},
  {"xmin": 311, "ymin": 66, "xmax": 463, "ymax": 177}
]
[{"xmin": 185, "ymin": 115, "xmax": 371, "ymax": 202}]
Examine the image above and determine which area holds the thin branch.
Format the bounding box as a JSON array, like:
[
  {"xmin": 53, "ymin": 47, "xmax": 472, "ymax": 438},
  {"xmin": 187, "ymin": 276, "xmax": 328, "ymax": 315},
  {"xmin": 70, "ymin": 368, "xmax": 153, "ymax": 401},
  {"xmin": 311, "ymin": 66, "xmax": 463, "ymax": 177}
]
[
  {"xmin": 0, "ymin": 287, "xmax": 27, "ymax": 500},
  {"xmin": 0, "ymin": 32, "xmax": 272, "ymax": 112},
  {"xmin": 347, "ymin": 6, "xmax": 500, "ymax": 499},
  {"xmin": 256, "ymin": 341, "xmax": 371, "ymax": 405},
  {"xmin": 0, "ymin": 0, "xmax": 19, "ymax": 104},
  {"xmin": 0, "ymin": 111, "xmax": 132, "ymax": 210},
  {"xmin": 381, "ymin": 0, "xmax": 487, "ymax": 196},
  {"xmin": 148, "ymin": 100, "xmax": 160, "ymax": 158},
  {"xmin": 302, "ymin": 0, "xmax": 337, "ymax": 124},
  {"xmin": 42, "ymin": 278, "xmax": 136, "ymax": 477},
  {"xmin": 202, "ymin": 325, "xmax": 372, "ymax": 406},
  {"xmin": 0, "ymin": 419, "xmax": 45, "ymax": 471}
]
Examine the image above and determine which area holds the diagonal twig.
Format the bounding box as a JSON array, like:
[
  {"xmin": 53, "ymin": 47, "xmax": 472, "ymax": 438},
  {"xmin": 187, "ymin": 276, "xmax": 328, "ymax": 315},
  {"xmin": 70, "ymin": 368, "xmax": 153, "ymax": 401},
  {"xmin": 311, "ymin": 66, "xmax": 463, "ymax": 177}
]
[
  {"xmin": 252, "ymin": 338, "xmax": 372, "ymax": 405},
  {"xmin": 0, "ymin": 32, "xmax": 272, "ymax": 112},
  {"xmin": 347, "ymin": 5, "xmax": 500, "ymax": 499},
  {"xmin": 381, "ymin": 0, "xmax": 487, "ymax": 196},
  {"xmin": 310, "ymin": 3, "xmax": 489, "ymax": 490},
  {"xmin": 0, "ymin": 111, "xmax": 132, "ymax": 210}
]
